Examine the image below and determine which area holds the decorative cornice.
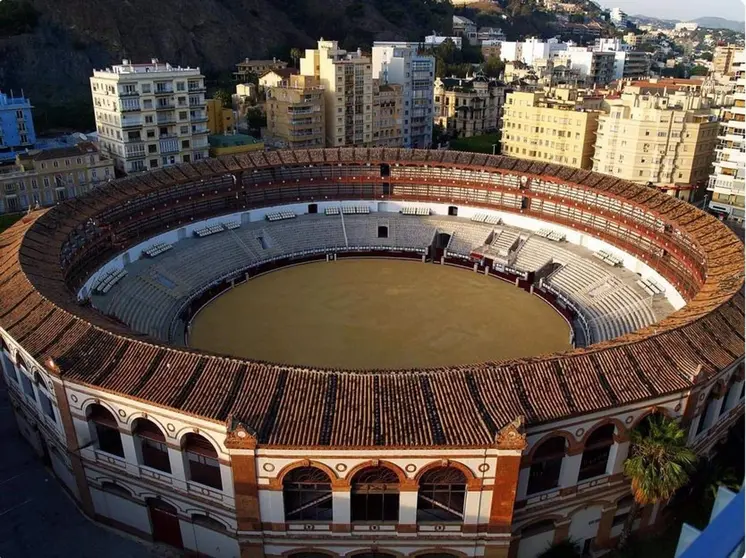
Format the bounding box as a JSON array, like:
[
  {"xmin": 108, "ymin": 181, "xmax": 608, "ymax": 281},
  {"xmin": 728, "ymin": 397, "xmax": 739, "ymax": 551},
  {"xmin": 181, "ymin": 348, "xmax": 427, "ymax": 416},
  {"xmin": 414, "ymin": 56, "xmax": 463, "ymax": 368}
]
[{"xmin": 496, "ymin": 416, "xmax": 527, "ymax": 451}]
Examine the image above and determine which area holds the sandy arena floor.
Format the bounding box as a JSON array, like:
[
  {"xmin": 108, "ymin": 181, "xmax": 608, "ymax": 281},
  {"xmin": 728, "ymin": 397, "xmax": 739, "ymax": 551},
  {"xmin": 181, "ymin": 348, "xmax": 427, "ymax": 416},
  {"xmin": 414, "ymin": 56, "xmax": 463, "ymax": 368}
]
[{"xmin": 189, "ymin": 259, "xmax": 572, "ymax": 369}]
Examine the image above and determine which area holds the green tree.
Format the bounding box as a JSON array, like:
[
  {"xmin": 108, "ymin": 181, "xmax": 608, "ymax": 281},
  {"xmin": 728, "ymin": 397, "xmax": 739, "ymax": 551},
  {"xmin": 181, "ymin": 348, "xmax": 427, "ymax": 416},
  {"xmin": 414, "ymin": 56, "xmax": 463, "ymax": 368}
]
[
  {"xmin": 619, "ymin": 415, "xmax": 697, "ymax": 548},
  {"xmin": 213, "ymin": 89, "xmax": 232, "ymax": 109},
  {"xmin": 537, "ymin": 539, "xmax": 582, "ymax": 558},
  {"xmin": 290, "ymin": 47, "xmax": 303, "ymax": 69},
  {"xmin": 690, "ymin": 65, "xmax": 709, "ymax": 76},
  {"xmin": 246, "ymin": 107, "xmax": 267, "ymax": 135},
  {"xmin": 700, "ymin": 52, "xmax": 714, "ymax": 61},
  {"xmin": 483, "ymin": 56, "xmax": 505, "ymax": 78}
]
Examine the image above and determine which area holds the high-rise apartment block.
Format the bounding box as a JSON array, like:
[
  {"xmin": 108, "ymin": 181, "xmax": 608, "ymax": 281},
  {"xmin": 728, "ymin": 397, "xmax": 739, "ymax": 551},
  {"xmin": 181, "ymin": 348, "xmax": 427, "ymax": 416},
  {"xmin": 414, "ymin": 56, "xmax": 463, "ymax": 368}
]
[
  {"xmin": 372, "ymin": 42, "xmax": 436, "ymax": 148},
  {"xmin": 713, "ymin": 45, "xmax": 740, "ymax": 76},
  {"xmin": 0, "ymin": 91, "xmax": 36, "ymax": 163},
  {"xmin": 500, "ymin": 89, "xmax": 603, "ymax": 168},
  {"xmin": 300, "ymin": 40, "xmax": 373, "ymax": 147},
  {"xmin": 265, "ymin": 75, "xmax": 326, "ymax": 150},
  {"xmin": 593, "ymin": 91, "xmax": 719, "ymax": 195},
  {"xmin": 708, "ymin": 51, "xmax": 745, "ymax": 222},
  {"xmin": 90, "ymin": 59, "xmax": 208, "ymax": 174}
]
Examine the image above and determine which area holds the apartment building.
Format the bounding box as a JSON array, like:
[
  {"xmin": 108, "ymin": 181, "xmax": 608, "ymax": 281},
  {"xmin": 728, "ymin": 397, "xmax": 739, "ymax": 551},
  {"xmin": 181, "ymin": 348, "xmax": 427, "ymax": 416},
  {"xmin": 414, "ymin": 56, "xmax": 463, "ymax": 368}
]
[
  {"xmin": 433, "ymin": 75, "xmax": 506, "ymax": 138},
  {"xmin": 593, "ymin": 91, "xmax": 719, "ymax": 198},
  {"xmin": 300, "ymin": 40, "xmax": 373, "ymax": 147},
  {"xmin": 372, "ymin": 81, "xmax": 403, "ymax": 147},
  {"xmin": 708, "ymin": 51, "xmax": 745, "ymax": 221},
  {"xmin": 265, "ymin": 75, "xmax": 326, "ymax": 149},
  {"xmin": 500, "ymin": 89, "xmax": 603, "ymax": 168},
  {"xmin": 713, "ymin": 45, "xmax": 739, "ymax": 76},
  {"xmin": 234, "ymin": 58, "xmax": 288, "ymax": 82},
  {"xmin": 593, "ymin": 39, "xmax": 651, "ymax": 81},
  {"xmin": 372, "ymin": 42, "xmax": 436, "ymax": 148},
  {"xmin": 90, "ymin": 59, "xmax": 208, "ymax": 174},
  {"xmin": 0, "ymin": 91, "xmax": 36, "ymax": 163},
  {"xmin": 562, "ymin": 49, "xmax": 617, "ymax": 86},
  {"xmin": 206, "ymin": 98, "xmax": 235, "ymax": 135},
  {"xmin": 452, "ymin": 15, "xmax": 478, "ymax": 45},
  {"xmin": 0, "ymin": 142, "xmax": 113, "ymax": 214}
]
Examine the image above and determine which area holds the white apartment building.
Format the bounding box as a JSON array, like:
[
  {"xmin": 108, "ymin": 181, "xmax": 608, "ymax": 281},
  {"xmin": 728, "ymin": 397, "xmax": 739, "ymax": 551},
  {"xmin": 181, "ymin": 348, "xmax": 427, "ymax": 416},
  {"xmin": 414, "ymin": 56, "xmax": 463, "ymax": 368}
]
[
  {"xmin": 499, "ymin": 38, "xmax": 568, "ymax": 66},
  {"xmin": 90, "ymin": 59, "xmax": 208, "ymax": 174},
  {"xmin": 372, "ymin": 42, "xmax": 436, "ymax": 148},
  {"xmin": 593, "ymin": 38, "xmax": 650, "ymax": 81},
  {"xmin": 610, "ymin": 8, "xmax": 627, "ymax": 27},
  {"xmin": 300, "ymin": 40, "xmax": 374, "ymax": 147},
  {"xmin": 708, "ymin": 51, "xmax": 746, "ymax": 222}
]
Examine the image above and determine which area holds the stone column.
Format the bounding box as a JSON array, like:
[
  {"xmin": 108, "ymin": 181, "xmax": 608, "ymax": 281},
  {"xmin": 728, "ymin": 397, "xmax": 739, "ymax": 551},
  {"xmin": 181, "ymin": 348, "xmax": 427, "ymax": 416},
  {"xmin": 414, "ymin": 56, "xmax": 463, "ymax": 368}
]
[
  {"xmin": 559, "ymin": 450, "xmax": 583, "ymax": 489},
  {"xmin": 167, "ymin": 446, "xmax": 187, "ymax": 489},
  {"xmin": 593, "ymin": 505, "xmax": 618, "ymax": 549},
  {"xmin": 553, "ymin": 518, "xmax": 571, "ymax": 544},
  {"xmin": 398, "ymin": 489, "xmax": 419, "ymax": 533},
  {"xmin": 120, "ymin": 431, "xmax": 140, "ymax": 476},
  {"xmin": 516, "ymin": 466, "xmax": 530, "ymax": 500},
  {"xmin": 332, "ymin": 488, "xmax": 351, "ymax": 532},
  {"xmin": 224, "ymin": 423, "xmax": 262, "ymax": 532}
]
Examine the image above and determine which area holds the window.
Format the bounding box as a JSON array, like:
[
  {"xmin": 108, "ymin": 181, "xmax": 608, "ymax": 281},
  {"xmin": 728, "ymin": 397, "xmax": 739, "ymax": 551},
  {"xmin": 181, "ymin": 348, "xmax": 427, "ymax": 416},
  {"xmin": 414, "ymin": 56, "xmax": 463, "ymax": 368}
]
[
  {"xmin": 21, "ymin": 373, "xmax": 35, "ymax": 401},
  {"xmin": 183, "ymin": 433, "xmax": 222, "ymax": 489},
  {"xmin": 527, "ymin": 437, "xmax": 566, "ymax": 495},
  {"xmin": 578, "ymin": 424, "xmax": 615, "ymax": 481},
  {"xmin": 283, "ymin": 467, "xmax": 333, "ymax": 521},
  {"xmin": 417, "ymin": 467, "xmax": 466, "ymax": 522},
  {"xmin": 181, "ymin": 140, "xmax": 190, "ymax": 149},
  {"xmin": 87, "ymin": 404, "xmax": 124, "ymax": 457},
  {"xmin": 39, "ymin": 391, "xmax": 56, "ymax": 422},
  {"xmin": 133, "ymin": 419, "xmax": 171, "ymax": 473},
  {"xmin": 351, "ymin": 466, "xmax": 399, "ymax": 522}
]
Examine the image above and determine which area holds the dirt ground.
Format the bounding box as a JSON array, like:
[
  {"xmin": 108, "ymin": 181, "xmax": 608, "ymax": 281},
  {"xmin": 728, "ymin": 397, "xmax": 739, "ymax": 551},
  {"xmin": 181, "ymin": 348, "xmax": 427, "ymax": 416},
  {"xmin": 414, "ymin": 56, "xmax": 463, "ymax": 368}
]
[{"xmin": 189, "ymin": 260, "xmax": 572, "ymax": 369}]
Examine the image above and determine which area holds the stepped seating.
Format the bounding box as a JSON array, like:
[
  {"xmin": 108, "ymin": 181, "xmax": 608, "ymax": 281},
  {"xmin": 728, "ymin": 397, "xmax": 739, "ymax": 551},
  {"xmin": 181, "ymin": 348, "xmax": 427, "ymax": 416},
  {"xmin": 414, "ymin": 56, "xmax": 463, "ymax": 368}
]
[
  {"xmin": 490, "ymin": 230, "xmax": 520, "ymax": 257},
  {"xmin": 446, "ymin": 224, "xmax": 492, "ymax": 257},
  {"xmin": 536, "ymin": 228, "xmax": 566, "ymax": 242},
  {"xmin": 401, "ymin": 206, "xmax": 430, "ymax": 216},
  {"xmin": 325, "ymin": 207, "xmax": 340, "ymax": 215},
  {"xmin": 266, "ymin": 211, "xmax": 296, "ymax": 222},
  {"xmin": 223, "ymin": 220, "xmax": 241, "ymax": 230},
  {"xmin": 636, "ymin": 277, "xmax": 664, "ymax": 296},
  {"xmin": 194, "ymin": 224, "xmax": 225, "ymax": 238},
  {"xmin": 342, "ymin": 206, "xmax": 370, "ymax": 214},
  {"xmin": 513, "ymin": 237, "xmax": 556, "ymax": 272},
  {"xmin": 593, "ymin": 249, "xmax": 623, "ymax": 267},
  {"xmin": 144, "ymin": 242, "xmax": 173, "ymax": 258},
  {"xmin": 94, "ymin": 268, "xmax": 127, "ymax": 294}
]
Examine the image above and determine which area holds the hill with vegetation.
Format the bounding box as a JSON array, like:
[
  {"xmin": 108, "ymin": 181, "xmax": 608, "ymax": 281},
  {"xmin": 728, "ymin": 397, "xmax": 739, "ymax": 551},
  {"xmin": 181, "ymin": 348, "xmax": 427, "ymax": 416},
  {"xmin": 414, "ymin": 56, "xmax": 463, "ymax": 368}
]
[{"xmin": 0, "ymin": 0, "xmax": 452, "ymax": 132}]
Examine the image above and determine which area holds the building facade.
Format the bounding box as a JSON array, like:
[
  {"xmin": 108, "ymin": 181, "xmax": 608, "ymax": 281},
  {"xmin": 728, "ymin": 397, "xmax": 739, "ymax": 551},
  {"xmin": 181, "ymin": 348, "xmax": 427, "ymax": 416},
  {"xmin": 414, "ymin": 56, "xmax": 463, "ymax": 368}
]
[
  {"xmin": 206, "ymin": 99, "xmax": 236, "ymax": 135},
  {"xmin": 234, "ymin": 58, "xmax": 288, "ymax": 83},
  {"xmin": 434, "ymin": 75, "xmax": 506, "ymax": 138},
  {"xmin": 0, "ymin": 91, "xmax": 36, "ymax": 163},
  {"xmin": 708, "ymin": 51, "xmax": 745, "ymax": 221},
  {"xmin": 594, "ymin": 92, "xmax": 719, "ymax": 195},
  {"xmin": 500, "ymin": 89, "xmax": 603, "ymax": 168},
  {"xmin": 90, "ymin": 59, "xmax": 208, "ymax": 174},
  {"xmin": 266, "ymin": 75, "xmax": 326, "ymax": 149},
  {"xmin": 0, "ymin": 142, "xmax": 114, "ymax": 214},
  {"xmin": 372, "ymin": 42, "xmax": 436, "ymax": 148},
  {"xmin": 300, "ymin": 40, "xmax": 373, "ymax": 147},
  {"xmin": 372, "ymin": 81, "xmax": 403, "ymax": 147}
]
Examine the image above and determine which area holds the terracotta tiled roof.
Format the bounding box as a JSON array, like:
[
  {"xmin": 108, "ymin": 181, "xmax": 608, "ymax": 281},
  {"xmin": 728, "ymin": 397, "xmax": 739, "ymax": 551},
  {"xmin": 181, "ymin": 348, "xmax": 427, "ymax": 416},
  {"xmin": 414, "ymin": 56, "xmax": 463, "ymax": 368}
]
[{"xmin": 0, "ymin": 149, "xmax": 742, "ymax": 448}]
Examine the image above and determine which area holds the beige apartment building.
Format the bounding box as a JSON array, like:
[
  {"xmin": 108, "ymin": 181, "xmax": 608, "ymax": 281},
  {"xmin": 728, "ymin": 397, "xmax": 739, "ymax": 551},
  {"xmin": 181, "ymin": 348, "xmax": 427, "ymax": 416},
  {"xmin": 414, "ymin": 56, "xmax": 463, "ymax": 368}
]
[
  {"xmin": 500, "ymin": 89, "xmax": 603, "ymax": 168},
  {"xmin": 372, "ymin": 81, "xmax": 403, "ymax": 147},
  {"xmin": 593, "ymin": 91, "xmax": 719, "ymax": 197},
  {"xmin": 90, "ymin": 59, "xmax": 208, "ymax": 174},
  {"xmin": 714, "ymin": 45, "xmax": 740, "ymax": 76},
  {"xmin": 234, "ymin": 58, "xmax": 288, "ymax": 82},
  {"xmin": 300, "ymin": 40, "xmax": 373, "ymax": 147},
  {"xmin": 265, "ymin": 75, "xmax": 325, "ymax": 149},
  {"xmin": 434, "ymin": 75, "xmax": 506, "ymax": 138},
  {"xmin": 0, "ymin": 142, "xmax": 114, "ymax": 214}
]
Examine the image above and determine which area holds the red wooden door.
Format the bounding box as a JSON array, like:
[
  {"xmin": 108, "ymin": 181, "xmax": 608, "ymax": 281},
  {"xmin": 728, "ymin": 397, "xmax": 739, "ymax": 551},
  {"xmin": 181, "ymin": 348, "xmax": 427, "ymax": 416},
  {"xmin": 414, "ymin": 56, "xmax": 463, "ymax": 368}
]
[{"xmin": 147, "ymin": 499, "xmax": 183, "ymax": 549}]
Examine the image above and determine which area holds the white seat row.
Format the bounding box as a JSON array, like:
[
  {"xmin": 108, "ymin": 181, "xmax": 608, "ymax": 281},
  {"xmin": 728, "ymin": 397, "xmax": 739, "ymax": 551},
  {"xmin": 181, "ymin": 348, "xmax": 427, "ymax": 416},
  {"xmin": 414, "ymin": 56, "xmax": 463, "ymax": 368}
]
[
  {"xmin": 325, "ymin": 207, "xmax": 340, "ymax": 215},
  {"xmin": 95, "ymin": 268, "xmax": 128, "ymax": 294},
  {"xmin": 266, "ymin": 211, "xmax": 296, "ymax": 222},
  {"xmin": 401, "ymin": 207, "xmax": 430, "ymax": 216},
  {"xmin": 194, "ymin": 224, "xmax": 225, "ymax": 237},
  {"xmin": 342, "ymin": 206, "xmax": 370, "ymax": 214},
  {"xmin": 594, "ymin": 249, "xmax": 623, "ymax": 267},
  {"xmin": 144, "ymin": 242, "xmax": 173, "ymax": 258},
  {"xmin": 224, "ymin": 220, "xmax": 241, "ymax": 230}
]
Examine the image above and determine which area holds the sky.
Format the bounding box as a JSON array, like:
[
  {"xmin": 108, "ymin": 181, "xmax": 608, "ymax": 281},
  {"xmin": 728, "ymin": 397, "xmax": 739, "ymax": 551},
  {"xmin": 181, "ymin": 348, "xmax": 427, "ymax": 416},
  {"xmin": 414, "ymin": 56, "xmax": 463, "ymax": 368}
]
[{"xmin": 596, "ymin": 0, "xmax": 745, "ymax": 22}]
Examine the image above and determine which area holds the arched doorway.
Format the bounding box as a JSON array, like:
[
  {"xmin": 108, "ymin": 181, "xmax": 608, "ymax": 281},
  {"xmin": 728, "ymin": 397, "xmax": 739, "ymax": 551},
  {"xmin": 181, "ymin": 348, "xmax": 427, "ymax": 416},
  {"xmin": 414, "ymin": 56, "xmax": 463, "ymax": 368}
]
[{"xmin": 147, "ymin": 498, "xmax": 183, "ymax": 549}]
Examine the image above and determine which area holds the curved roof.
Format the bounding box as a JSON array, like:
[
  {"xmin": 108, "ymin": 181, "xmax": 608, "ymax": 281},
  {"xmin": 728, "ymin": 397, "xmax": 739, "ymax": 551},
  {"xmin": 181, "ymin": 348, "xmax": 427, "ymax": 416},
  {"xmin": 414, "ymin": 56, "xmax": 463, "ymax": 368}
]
[{"xmin": 0, "ymin": 149, "xmax": 742, "ymax": 448}]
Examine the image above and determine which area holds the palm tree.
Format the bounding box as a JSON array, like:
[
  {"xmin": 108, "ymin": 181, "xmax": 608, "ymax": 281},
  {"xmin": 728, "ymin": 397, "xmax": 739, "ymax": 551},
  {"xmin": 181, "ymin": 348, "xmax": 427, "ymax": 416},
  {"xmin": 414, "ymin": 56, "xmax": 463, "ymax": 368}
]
[
  {"xmin": 290, "ymin": 47, "xmax": 303, "ymax": 69},
  {"xmin": 619, "ymin": 414, "xmax": 697, "ymax": 547}
]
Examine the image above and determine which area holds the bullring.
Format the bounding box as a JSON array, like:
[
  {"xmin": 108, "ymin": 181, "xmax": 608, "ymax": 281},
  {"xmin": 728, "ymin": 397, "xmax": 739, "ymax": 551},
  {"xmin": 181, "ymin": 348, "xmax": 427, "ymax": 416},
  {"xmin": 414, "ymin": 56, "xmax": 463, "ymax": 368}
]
[{"xmin": 0, "ymin": 147, "xmax": 742, "ymax": 558}]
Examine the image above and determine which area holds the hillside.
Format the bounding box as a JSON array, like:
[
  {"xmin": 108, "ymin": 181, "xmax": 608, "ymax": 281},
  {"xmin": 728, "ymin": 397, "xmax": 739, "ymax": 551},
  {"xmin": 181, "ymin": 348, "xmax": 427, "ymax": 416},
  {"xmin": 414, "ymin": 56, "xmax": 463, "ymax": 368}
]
[
  {"xmin": 691, "ymin": 17, "xmax": 745, "ymax": 32},
  {"xmin": 0, "ymin": 0, "xmax": 452, "ymax": 131}
]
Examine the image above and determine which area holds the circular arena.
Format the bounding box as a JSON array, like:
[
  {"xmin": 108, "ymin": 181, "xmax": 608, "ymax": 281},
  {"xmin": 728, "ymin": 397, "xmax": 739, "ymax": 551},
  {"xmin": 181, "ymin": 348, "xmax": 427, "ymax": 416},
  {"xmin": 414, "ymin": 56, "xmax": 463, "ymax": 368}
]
[{"xmin": 0, "ymin": 148, "xmax": 743, "ymax": 558}]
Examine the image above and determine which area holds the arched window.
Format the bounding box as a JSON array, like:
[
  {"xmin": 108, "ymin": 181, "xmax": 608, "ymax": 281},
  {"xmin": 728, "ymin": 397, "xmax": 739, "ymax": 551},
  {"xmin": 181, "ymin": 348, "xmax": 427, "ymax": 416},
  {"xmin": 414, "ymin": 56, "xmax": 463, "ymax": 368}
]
[
  {"xmin": 183, "ymin": 433, "xmax": 222, "ymax": 490},
  {"xmin": 191, "ymin": 514, "xmax": 226, "ymax": 531},
  {"xmin": 721, "ymin": 374, "xmax": 741, "ymax": 415},
  {"xmin": 100, "ymin": 481, "xmax": 132, "ymax": 498},
  {"xmin": 527, "ymin": 436, "xmax": 566, "ymax": 495},
  {"xmin": 351, "ymin": 466, "xmax": 400, "ymax": 522},
  {"xmin": 87, "ymin": 404, "xmax": 124, "ymax": 457},
  {"xmin": 283, "ymin": 467, "xmax": 333, "ymax": 522},
  {"xmin": 520, "ymin": 518, "xmax": 556, "ymax": 538},
  {"xmin": 578, "ymin": 424, "xmax": 615, "ymax": 481},
  {"xmin": 417, "ymin": 467, "xmax": 467, "ymax": 522},
  {"xmin": 696, "ymin": 391, "xmax": 718, "ymax": 436},
  {"xmin": 133, "ymin": 419, "xmax": 171, "ymax": 473}
]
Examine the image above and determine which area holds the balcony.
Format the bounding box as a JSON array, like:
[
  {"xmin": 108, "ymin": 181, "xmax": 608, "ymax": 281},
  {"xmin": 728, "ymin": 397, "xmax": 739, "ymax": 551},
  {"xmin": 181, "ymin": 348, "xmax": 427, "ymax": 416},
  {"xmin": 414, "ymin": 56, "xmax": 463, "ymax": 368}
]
[
  {"xmin": 154, "ymin": 86, "xmax": 174, "ymax": 95},
  {"xmin": 192, "ymin": 127, "xmax": 209, "ymax": 135},
  {"xmin": 188, "ymin": 85, "xmax": 206, "ymax": 93},
  {"xmin": 119, "ymin": 89, "xmax": 139, "ymax": 97},
  {"xmin": 159, "ymin": 139, "xmax": 179, "ymax": 154},
  {"xmin": 121, "ymin": 118, "xmax": 142, "ymax": 129},
  {"xmin": 190, "ymin": 114, "xmax": 208, "ymax": 123},
  {"xmin": 121, "ymin": 104, "xmax": 141, "ymax": 113},
  {"xmin": 156, "ymin": 115, "xmax": 176, "ymax": 125},
  {"xmin": 156, "ymin": 103, "xmax": 175, "ymax": 111}
]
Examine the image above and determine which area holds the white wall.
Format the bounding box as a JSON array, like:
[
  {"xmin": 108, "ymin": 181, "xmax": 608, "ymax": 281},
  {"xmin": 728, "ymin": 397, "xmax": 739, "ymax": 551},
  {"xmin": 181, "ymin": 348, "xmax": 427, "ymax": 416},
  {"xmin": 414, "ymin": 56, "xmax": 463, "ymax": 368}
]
[
  {"xmin": 518, "ymin": 530, "xmax": 554, "ymax": 558},
  {"xmin": 568, "ymin": 505, "xmax": 603, "ymax": 544},
  {"xmin": 78, "ymin": 200, "xmax": 685, "ymax": 309},
  {"xmin": 90, "ymin": 486, "xmax": 152, "ymax": 535},
  {"xmin": 50, "ymin": 450, "xmax": 80, "ymax": 499},
  {"xmin": 180, "ymin": 521, "xmax": 240, "ymax": 558}
]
